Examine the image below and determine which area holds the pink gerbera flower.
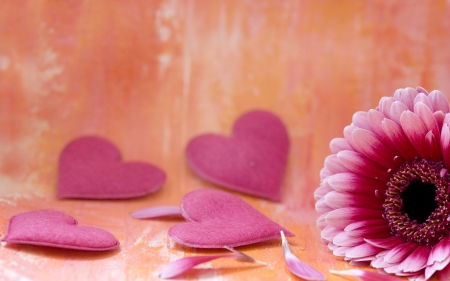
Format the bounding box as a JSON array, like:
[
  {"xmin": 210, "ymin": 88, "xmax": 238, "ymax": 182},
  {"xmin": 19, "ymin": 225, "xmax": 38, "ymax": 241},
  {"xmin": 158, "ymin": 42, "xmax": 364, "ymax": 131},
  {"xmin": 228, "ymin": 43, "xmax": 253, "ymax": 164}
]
[{"xmin": 315, "ymin": 87, "xmax": 450, "ymax": 280}]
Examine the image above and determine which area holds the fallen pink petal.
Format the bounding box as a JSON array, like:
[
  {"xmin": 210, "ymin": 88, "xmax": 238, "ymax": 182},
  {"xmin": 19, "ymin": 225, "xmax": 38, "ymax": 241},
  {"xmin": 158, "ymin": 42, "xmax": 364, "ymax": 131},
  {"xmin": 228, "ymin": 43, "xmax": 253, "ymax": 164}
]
[
  {"xmin": 316, "ymin": 87, "xmax": 450, "ymax": 280},
  {"xmin": 281, "ymin": 231, "xmax": 326, "ymax": 280},
  {"xmin": 158, "ymin": 247, "xmax": 265, "ymax": 279},
  {"xmin": 130, "ymin": 206, "xmax": 182, "ymax": 219},
  {"xmin": 330, "ymin": 269, "xmax": 404, "ymax": 281}
]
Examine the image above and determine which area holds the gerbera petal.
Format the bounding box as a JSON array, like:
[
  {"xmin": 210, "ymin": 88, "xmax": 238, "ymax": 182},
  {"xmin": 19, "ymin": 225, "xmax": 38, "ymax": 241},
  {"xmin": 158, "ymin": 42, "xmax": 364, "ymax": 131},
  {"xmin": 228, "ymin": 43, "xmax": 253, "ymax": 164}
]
[
  {"xmin": 440, "ymin": 124, "xmax": 450, "ymax": 169},
  {"xmin": 319, "ymin": 167, "xmax": 332, "ymax": 180},
  {"xmin": 389, "ymin": 101, "xmax": 409, "ymax": 125},
  {"xmin": 378, "ymin": 97, "xmax": 396, "ymax": 119},
  {"xmin": 425, "ymin": 237, "xmax": 450, "ymax": 278},
  {"xmin": 333, "ymin": 232, "xmax": 365, "ymax": 247},
  {"xmin": 429, "ymin": 255, "xmax": 450, "ymax": 272},
  {"xmin": 414, "ymin": 102, "xmax": 440, "ymax": 138},
  {"xmin": 426, "ymin": 255, "xmax": 450, "ymax": 280},
  {"xmin": 438, "ymin": 264, "xmax": 450, "ymax": 281},
  {"xmin": 337, "ymin": 150, "xmax": 390, "ymax": 182},
  {"xmin": 328, "ymin": 242, "xmax": 338, "ymax": 250},
  {"xmin": 425, "ymin": 130, "xmax": 441, "ymax": 162},
  {"xmin": 427, "ymin": 237, "xmax": 450, "ymax": 266},
  {"xmin": 350, "ymin": 256, "xmax": 376, "ymax": 262},
  {"xmin": 376, "ymin": 249, "xmax": 391, "ymax": 258},
  {"xmin": 344, "ymin": 125, "xmax": 359, "ymax": 151},
  {"xmin": 353, "ymin": 111, "xmax": 372, "ymax": 131},
  {"xmin": 367, "ymin": 109, "xmax": 393, "ymax": 144},
  {"xmin": 321, "ymin": 226, "xmax": 341, "ymax": 242},
  {"xmin": 330, "ymin": 137, "xmax": 353, "ymax": 154},
  {"xmin": 344, "ymin": 220, "xmax": 390, "ymax": 238},
  {"xmin": 324, "ymin": 155, "xmax": 348, "ymax": 174},
  {"xmin": 159, "ymin": 247, "xmax": 264, "ymax": 279},
  {"xmin": 315, "ymin": 198, "xmax": 333, "ymax": 214},
  {"xmin": 394, "ymin": 87, "xmax": 419, "ymax": 111},
  {"xmin": 314, "ymin": 184, "xmax": 333, "ymax": 201},
  {"xmin": 414, "ymin": 93, "xmax": 434, "ymax": 111},
  {"xmin": 434, "ymin": 111, "xmax": 445, "ymax": 130},
  {"xmin": 429, "ymin": 90, "xmax": 450, "ymax": 113},
  {"xmin": 372, "ymin": 256, "xmax": 392, "ymax": 268},
  {"xmin": 382, "ymin": 264, "xmax": 401, "ymax": 274},
  {"xmin": 397, "ymin": 245, "xmax": 430, "ymax": 272},
  {"xmin": 400, "ymin": 110, "xmax": 429, "ymax": 159},
  {"xmin": 416, "ymin": 86, "xmax": 429, "ymax": 95},
  {"xmin": 325, "ymin": 208, "xmax": 383, "ymax": 229},
  {"xmin": 381, "ymin": 118, "xmax": 417, "ymax": 161},
  {"xmin": 346, "ymin": 243, "xmax": 381, "ymax": 259},
  {"xmin": 407, "ymin": 273, "xmax": 427, "ymax": 281},
  {"xmin": 327, "ymin": 173, "xmax": 388, "ymax": 194},
  {"xmin": 364, "ymin": 236, "xmax": 406, "ymax": 250},
  {"xmin": 317, "ymin": 213, "xmax": 327, "ymax": 229},
  {"xmin": 324, "ymin": 191, "xmax": 383, "ymax": 210},
  {"xmin": 384, "ymin": 242, "xmax": 419, "ymax": 264},
  {"xmin": 333, "ymin": 246, "xmax": 350, "ymax": 256},
  {"xmin": 130, "ymin": 206, "xmax": 182, "ymax": 219},
  {"xmin": 351, "ymin": 128, "xmax": 400, "ymax": 169},
  {"xmin": 330, "ymin": 269, "xmax": 404, "ymax": 281},
  {"xmin": 281, "ymin": 231, "xmax": 326, "ymax": 281}
]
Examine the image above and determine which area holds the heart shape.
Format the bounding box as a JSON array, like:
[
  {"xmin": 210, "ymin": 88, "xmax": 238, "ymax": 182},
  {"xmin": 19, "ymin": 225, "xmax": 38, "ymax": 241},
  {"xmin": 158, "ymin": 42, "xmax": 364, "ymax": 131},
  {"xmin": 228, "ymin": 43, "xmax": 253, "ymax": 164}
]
[
  {"xmin": 186, "ymin": 110, "xmax": 289, "ymax": 201},
  {"xmin": 58, "ymin": 136, "xmax": 166, "ymax": 199},
  {"xmin": 2, "ymin": 210, "xmax": 119, "ymax": 251},
  {"xmin": 168, "ymin": 189, "xmax": 294, "ymax": 248}
]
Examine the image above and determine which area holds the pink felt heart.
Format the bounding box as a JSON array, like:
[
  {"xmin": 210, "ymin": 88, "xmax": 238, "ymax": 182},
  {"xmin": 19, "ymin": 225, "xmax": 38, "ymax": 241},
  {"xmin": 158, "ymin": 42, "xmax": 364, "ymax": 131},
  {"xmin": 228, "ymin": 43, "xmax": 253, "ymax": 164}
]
[
  {"xmin": 58, "ymin": 136, "xmax": 166, "ymax": 199},
  {"xmin": 186, "ymin": 110, "xmax": 289, "ymax": 201},
  {"xmin": 1, "ymin": 210, "xmax": 119, "ymax": 251},
  {"xmin": 168, "ymin": 189, "xmax": 294, "ymax": 248}
]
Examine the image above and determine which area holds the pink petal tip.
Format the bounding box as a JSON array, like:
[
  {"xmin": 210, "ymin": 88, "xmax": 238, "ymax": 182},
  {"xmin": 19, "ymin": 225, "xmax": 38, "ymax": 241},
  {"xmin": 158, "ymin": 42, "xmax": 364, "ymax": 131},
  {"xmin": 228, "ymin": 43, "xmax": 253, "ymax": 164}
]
[
  {"xmin": 130, "ymin": 206, "xmax": 182, "ymax": 219},
  {"xmin": 281, "ymin": 231, "xmax": 326, "ymax": 280},
  {"xmin": 159, "ymin": 247, "xmax": 265, "ymax": 279}
]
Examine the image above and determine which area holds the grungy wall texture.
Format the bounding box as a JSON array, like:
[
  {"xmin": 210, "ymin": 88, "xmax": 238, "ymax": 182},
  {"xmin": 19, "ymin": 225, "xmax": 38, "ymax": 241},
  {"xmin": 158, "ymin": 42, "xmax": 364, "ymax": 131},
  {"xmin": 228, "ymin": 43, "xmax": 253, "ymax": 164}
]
[{"xmin": 1, "ymin": 1, "xmax": 449, "ymax": 280}]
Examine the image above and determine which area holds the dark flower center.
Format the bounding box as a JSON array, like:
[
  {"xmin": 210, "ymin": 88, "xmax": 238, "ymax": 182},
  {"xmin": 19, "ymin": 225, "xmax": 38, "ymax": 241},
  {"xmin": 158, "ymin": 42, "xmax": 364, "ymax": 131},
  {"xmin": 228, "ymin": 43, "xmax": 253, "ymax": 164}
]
[
  {"xmin": 401, "ymin": 181, "xmax": 438, "ymax": 224},
  {"xmin": 383, "ymin": 159, "xmax": 450, "ymax": 246}
]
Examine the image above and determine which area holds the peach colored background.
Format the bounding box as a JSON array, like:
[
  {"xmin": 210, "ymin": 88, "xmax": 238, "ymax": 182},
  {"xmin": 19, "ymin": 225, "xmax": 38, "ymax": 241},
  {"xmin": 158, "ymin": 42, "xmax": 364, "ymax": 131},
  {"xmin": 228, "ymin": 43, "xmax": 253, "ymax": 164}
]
[{"xmin": 1, "ymin": 0, "xmax": 450, "ymax": 280}]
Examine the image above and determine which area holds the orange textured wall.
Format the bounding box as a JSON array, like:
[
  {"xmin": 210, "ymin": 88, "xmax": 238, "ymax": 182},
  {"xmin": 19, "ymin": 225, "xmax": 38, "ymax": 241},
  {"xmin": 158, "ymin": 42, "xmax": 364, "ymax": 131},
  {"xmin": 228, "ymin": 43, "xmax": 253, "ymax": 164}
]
[{"xmin": 1, "ymin": 1, "xmax": 449, "ymax": 280}]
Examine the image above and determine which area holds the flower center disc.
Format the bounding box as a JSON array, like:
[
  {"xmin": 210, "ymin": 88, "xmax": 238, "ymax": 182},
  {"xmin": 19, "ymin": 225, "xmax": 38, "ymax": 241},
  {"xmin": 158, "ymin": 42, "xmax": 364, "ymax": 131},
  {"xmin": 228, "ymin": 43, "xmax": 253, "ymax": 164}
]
[
  {"xmin": 401, "ymin": 181, "xmax": 438, "ymax": 224},
  {"xmin": 384, "ymin": 159, "xmax": 450, "ymax": 246}
]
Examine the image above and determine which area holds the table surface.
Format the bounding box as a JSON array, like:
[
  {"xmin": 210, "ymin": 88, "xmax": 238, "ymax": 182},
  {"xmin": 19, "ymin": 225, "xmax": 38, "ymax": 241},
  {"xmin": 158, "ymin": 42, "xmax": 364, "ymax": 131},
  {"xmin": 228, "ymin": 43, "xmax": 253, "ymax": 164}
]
[{"xmin": 1, "ymin": 1, "xmax": 450, "ymax": 280}]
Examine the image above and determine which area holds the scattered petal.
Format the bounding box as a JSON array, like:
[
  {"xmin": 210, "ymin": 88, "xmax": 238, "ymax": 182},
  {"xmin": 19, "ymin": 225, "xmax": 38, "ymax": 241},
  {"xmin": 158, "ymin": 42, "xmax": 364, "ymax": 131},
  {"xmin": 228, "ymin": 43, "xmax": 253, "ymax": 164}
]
[
  {"xmin": 330, "ymin": 269, "xmax": 404, "ymax": 281},
  {"xmin": 130, "ymin": 206, "xmax": 182, "ymax": 219},
  {"xmin": 281, "ymin": 231, "xmax": 325, "ymax": 280},
  {"xmin": 159, "ymin": 247, "xmax": 265, "ymax": 279}
]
